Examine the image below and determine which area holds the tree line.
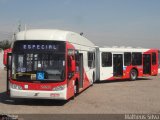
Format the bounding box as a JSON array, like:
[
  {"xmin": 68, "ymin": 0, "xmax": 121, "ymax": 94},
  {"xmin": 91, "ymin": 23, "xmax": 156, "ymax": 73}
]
[{"xmin": 0, "ymin": 40, "xmax": 11, "ymax": 50}]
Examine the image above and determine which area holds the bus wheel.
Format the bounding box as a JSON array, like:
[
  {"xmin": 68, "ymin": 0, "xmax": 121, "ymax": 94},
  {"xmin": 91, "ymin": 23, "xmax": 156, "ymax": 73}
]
[{"xmin": 130, "ymin": 69, "xmax": 138, "ymax": 80}]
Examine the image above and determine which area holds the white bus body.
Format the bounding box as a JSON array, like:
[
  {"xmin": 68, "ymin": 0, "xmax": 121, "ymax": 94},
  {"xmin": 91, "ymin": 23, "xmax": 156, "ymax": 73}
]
[
  {"xmin": 96, "ymin": 47, "xmax": 159, "ymax": 81},
  {"xmin": 8, "ymin": 29, "xmax": 96, "ymax": 100}
]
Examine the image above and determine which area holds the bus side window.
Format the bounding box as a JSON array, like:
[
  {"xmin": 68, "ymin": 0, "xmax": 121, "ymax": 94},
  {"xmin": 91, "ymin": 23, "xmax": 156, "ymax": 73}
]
[
  {"xmin": 152, "ymin": 52, "xmax": 157, "ymax": 65},
  {"xmin": 88, "ymin": 52, "xmax": 95, "ymax": 69},
  {"xmin": 101, "ymin": 52, "xmax": 112, "ymax": 67},
  {"xmin": 132, "ymin": 52, "xmax": 142, "ymax": 66},
  {"xmin": 124, "ymin": 52, "xmax": 131, "ymax": 66}
]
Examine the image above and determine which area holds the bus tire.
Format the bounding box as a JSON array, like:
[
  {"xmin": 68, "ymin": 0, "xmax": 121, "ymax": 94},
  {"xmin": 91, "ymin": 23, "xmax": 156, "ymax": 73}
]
[{"xmin": 130, "ymin": 69, "xmax": 138, "ymax": 80}]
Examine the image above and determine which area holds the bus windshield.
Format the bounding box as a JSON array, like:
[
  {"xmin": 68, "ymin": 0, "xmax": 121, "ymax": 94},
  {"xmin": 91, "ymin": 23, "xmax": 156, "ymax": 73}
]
[{"xmin": 12, "ymin": 40, "xmax": 66, "ymax": 82}]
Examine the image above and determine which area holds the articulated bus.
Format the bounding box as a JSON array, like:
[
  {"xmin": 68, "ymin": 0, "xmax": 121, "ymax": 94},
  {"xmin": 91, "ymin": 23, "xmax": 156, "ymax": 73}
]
[
  {"xmin": 7, "ymin": 29, "xmax": 96, "ymax": 100},
  {"xmin": 96, "ymin": 47, "xmax": 159, "ymax": 81}
]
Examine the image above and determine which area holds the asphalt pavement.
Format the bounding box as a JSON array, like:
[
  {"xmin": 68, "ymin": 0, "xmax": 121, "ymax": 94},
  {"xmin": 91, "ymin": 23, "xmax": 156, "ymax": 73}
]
[{"xmin": 0, "ymin": 69, "xmax": 160, "ymax": 115}]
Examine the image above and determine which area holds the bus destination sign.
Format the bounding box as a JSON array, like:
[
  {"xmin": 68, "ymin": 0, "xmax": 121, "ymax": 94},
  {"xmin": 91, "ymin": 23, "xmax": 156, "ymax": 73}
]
[
  {"xmin": 23, "ymin": 44, "xmax": 59, "ymax": 50},
  {"xmin": 13, "ymin": 40, "xmax": 65, "ymax": 53}
]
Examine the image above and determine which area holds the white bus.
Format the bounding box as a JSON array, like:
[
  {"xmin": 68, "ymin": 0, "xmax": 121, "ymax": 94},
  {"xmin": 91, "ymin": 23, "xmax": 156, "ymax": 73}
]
[
  {"xmin": 7, "ymin": 29, "xmax": 96, "ymax": 100},
  {"xmin": 96, "ymin": 47, "xmax": 159, "ymax": 81}
]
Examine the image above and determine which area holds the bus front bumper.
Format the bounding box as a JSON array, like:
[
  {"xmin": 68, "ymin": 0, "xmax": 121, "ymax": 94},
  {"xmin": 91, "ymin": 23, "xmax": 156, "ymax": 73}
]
[{"xmin": 10, "ymin": 88, "xmax": 67, "ymax": 100}]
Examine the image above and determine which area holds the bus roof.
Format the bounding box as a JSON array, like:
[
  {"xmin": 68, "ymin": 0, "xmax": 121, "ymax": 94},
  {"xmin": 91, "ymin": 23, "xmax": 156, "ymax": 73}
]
[
  {"xmin": 16, "ymin": 29, "xmax": 95, "ymax": 47},
  {"xmin": 99, "ymin": 47, "xmax": 158, "ymax": 53}
]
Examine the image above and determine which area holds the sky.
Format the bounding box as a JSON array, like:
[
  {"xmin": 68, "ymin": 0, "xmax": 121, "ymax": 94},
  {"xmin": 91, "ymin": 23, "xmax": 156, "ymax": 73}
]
[{"xmin": 0, "ymin": 0, "xmax": 160, "ymax": 48}]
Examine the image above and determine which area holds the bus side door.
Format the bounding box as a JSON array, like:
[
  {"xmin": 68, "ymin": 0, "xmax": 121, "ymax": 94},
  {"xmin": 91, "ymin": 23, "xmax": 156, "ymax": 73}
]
[
  {"xmin": 113, "ymin": 54, "xmax": 123, "ymax": 77},
  {"xmin": 143, "ymin": 53, "xmax": 151, "ymax": 75},
  {"xmin": 151, "ymin": 52, "xmax": 158, "ymax": 75}
]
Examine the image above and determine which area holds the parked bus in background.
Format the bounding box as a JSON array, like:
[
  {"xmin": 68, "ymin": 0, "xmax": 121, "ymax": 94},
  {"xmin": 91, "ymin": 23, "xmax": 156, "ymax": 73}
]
[
  {"xmin": 7, "ymin": 29, "xmax": 96, "ymax": 100},
  {"xmin": 3, "ymin": 48, "xmax": 12, "ymax": 67},
  {"xmin": 96, "ymin": 47, "xmax": 159, "ymax": 81}
]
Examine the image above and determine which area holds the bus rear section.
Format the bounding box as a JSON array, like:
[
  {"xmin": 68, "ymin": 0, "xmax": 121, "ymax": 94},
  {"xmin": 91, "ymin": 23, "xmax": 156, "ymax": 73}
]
[
  {"xmin": 96, "ymin": 47, "xmax": 159, "ymax": 81},
  {"xmin": 143, "ymin": 49, "xmax": 158, "ymax": 76},
  {"xmin": 7, "ymin": 29, "xmax": 96, "ymax": 100}
]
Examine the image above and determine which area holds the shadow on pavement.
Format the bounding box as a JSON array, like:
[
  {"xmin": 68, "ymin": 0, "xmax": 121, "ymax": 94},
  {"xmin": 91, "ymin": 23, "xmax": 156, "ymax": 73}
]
[
  {"xmin": 96, "ymin": 77, "xmax": 152, "ymax": 84},
  {"xmin": 0, "ymin": 91, "xmax": 68, "ymax": 106}
]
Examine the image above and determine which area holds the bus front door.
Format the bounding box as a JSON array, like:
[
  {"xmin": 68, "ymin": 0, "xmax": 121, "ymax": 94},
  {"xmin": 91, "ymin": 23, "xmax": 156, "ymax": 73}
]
[
  {"xmin": 113, "ymin": 54, "xmax": 123, "ymax": 77},
  {"xmin": 143, "ymin": 54, "xmax": 151, "ymax": 74},
  {"xmin": 79, "ymin": 53, "xmax": 83, "ymax": 88}
]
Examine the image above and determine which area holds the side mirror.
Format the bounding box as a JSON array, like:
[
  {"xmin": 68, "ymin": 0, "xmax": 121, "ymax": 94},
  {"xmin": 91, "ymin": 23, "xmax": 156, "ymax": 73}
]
[
  {"xmin": 68, "ymin": 56, "xmax": 75, "ymax": 79},
  {"xmin": 68, "ymin": 56, "xmax": 76, "ymax": 72},
  {"xmin": 71, "ymin": 60, "xmax": 76, "ymax": 72}
]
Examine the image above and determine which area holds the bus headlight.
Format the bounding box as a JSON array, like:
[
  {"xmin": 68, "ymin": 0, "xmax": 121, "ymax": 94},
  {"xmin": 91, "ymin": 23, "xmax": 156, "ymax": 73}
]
[
  {"xmin": 52, "ymin": 85, "xmax": 65, "ymax": 91},
  {"xmin": 10, "ymin": 83, "xmax": 22, "ymax": 90}
]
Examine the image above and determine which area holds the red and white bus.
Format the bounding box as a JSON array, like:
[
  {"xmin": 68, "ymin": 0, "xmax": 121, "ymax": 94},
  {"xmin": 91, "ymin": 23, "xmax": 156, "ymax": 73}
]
[
  {"xmin": 7, "ymin": 29, "xmax": 96, "ymax": 100},
  {"xmin": 3, "ymin": 48, "xmax": 12, "ymax": 67},
  {"xmin": 96, "ymin": 47, "xmax": 159, "ymax": 81}
]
